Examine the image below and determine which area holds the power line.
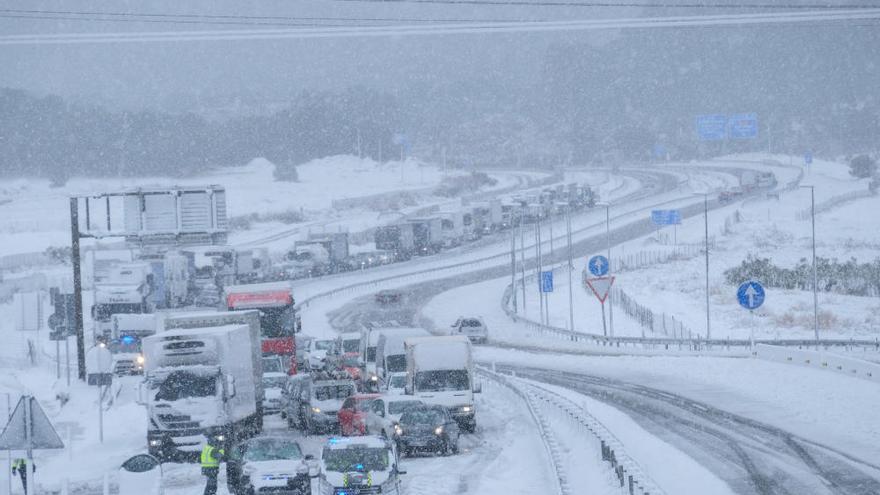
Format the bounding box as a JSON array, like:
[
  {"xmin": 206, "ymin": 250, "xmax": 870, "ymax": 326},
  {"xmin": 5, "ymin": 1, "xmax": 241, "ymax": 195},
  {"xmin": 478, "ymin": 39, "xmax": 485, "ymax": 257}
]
[
  {"xmin": 331, "ymin": 0, "xmax": 880, "ymax": 9},
  {"xmin": 1, "ymin": 8, "xmax": 878, "ymax": 45},
  {"xmin": 0, "ymin": 8, "xmax": 538, "ymax": 25}
]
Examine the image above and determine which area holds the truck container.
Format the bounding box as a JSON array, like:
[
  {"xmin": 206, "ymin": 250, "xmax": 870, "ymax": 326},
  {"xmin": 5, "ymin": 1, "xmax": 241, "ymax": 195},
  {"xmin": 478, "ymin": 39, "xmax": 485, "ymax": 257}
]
[
  {"xmin": 404, "ymin": 335, "xmax": 480, "ymax": 432},
  {"xmin": 407, "ymin": 217, "xmax": 443, "ymax": 255},
  {"xmin": 224, "ymin": 282, "xmax": 298, "ymax": 374},
  {"xmin": 437, "ymin": 211, "xmax": 465, "ymax": 247},
  {"xmin": 92, "ymin": 263, "xmax": 155, "ymax": 340},
  {"xmin": 471, "ymin": 199, "xmax": 503, "ymax": 234},
  {"xmin": 374, "ymin": 224, "xmax": 416, "ymax": 261},
  {"xmin": 140, "ymin": 316, "xmax": 262, "ymax": 461}
]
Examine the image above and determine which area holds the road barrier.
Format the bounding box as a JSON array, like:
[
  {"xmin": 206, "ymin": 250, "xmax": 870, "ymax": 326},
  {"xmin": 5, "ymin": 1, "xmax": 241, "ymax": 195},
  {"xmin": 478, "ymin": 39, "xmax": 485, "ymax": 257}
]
[
  {"xmin": 755, "ymin": 344, "xmax": 880, "ymax": 384},
  {"xmin": 481, "ymin": 368, "xmax": 665, "ymax": 495}
]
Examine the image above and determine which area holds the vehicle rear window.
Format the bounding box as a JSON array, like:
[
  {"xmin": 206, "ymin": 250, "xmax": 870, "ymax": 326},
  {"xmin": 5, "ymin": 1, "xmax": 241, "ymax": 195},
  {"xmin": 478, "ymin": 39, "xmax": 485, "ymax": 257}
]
[{"xmin": 315, "ymin": 385, "xmax": 354, "ymax": 401}]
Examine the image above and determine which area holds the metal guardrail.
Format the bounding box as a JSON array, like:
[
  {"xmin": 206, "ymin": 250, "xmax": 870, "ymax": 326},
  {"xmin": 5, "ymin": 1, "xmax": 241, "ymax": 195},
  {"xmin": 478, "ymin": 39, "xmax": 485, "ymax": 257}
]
[
  {"xmin": 481, "ymin": 368, "xmax": 665, "ymax": 495},
  {"xmin": 501, "ymin": 283, "xmax": 880, "ymax": 353}
]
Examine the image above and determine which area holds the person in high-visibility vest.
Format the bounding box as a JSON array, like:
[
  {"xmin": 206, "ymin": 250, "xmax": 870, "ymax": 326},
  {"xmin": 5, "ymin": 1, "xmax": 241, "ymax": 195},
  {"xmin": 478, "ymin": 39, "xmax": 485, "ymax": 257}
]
[
  {"xmin": 200, "ymin": 438, "xmax": 225, "ymax": 495},
  {"xmin": 11, "ymin": 458, "xmax": 34, "ymax": 494}
]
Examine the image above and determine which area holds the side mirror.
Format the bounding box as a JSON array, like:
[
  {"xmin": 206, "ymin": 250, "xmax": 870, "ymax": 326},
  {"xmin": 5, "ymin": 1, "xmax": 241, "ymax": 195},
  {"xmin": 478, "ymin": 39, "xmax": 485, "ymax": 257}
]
[
  {"xmin": 226, "ymin": 375, "xmax": 236, "ymax": 398},
  {"xmin": 473, "ymin": 382, "xmax": 482, "ymax": 394},
  {"xmin": 304, "ymin": 454, "xmax": 315, "ymax": 461}
]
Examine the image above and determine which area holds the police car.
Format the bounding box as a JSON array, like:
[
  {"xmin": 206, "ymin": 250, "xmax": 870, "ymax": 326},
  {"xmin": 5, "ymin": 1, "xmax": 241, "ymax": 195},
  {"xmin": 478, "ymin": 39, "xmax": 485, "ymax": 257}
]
[{"xmin": 316, "ymin": 436, "xmax": 404, "ymax": 495}]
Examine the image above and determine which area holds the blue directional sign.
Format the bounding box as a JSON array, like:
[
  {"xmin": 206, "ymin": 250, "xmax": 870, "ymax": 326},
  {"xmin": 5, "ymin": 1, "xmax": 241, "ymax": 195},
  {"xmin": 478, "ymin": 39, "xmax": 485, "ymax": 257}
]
[
  {"xmin": 540, "ymin": 271, "xmax": 554, "ymax": 293},
  {"xmin": 804, "ymin": 150, "xmax": 813, "ymax": 165},
  {"xmin": 696, "ymin": 114, "xmax": 728, "ymax": 141},
  {"xmin": 728, "ymin": 113, "xmax": 759, "ymax": 139},
  {"xmin": 651, "ymin": 209, "xmax": 682, "ymax": 226},
  {"xmin": 737, "ymin": 280, "xmax": 765, "ymax": 310},
  {"xmin": 587, "ymin": 255, "xmax": 609, "ymax": 277}
]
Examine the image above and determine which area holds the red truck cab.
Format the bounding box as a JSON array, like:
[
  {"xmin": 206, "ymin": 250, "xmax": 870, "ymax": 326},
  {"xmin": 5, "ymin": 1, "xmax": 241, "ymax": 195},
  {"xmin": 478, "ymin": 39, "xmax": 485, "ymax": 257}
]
[{"xmin": 225, "ymin": 282, "xmax": 298, "ymax": 374}]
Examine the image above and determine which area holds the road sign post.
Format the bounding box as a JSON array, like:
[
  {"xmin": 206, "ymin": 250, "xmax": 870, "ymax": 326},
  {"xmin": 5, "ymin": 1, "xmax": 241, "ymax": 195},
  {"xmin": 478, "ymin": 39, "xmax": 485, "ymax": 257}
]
[
  {"xmin": 737, "ymin": 280, "xmax": 766, "ymax": 350},
  {"xmin": 584, "ymin": 274, "xmax": 615, "ymax": 337},
  {"xmin": 0, "ymin": 395, "xmax": 65, "ymax": 494}
]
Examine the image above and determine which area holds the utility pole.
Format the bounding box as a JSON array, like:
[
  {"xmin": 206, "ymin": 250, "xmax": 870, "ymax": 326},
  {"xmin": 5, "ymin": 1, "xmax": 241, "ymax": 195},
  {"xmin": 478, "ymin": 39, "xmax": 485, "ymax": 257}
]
[
  {"xmin": 801, "ymin": 185, "xmax": 819, "ymax": 341},
  {"xmin": 604, "ymin": 203, "xmax": 614, "ymax": 336},
  {"xmin": 704, "ymin": 193, "xmax": 711, "ymax": 340},
  {"xmin": 510, "ymin": 226, "xmax": 517, "ymax": 313},
  {"xmin": 519, "ymin": 213, "xmax": 527, "ymax": 316},
  {"xmin": 69, "ymin": 198, "xmax": 86, "ymax": 381},
  {"xmin": 566, "ymin": 211, "xmax": 575, "ymax": 332},
  {"xmin": 535, "ymin": 222, "xmax": 544, "ymax": 325}
]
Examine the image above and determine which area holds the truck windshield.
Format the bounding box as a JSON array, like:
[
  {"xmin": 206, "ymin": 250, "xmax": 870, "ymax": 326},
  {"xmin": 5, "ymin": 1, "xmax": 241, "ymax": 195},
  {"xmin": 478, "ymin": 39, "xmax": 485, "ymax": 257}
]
[
  {"xmin": 154, "ymin": 371, "xmax": 217, "ymax": 401},
  {"xmin": 322, "ymin": 447, "xmax": 388, "ymax": 473},
  {"xmin": 342, "ymin": 339, "xmax": 360, "ymax": 353},
  {"xmin": 385, "ymin": 355, "xmax": 406, "ymax": 373},
  {"xmin": 257, "ymin": 306, "xmax": 295, "ymax": 339},
  {"xmin": 415, "ymin": 370, "xmax": 469, "ymax": 392},
  {"xmin": 366, "ymin": 347, "xmax": 376, "ymax": 362},
  {"xmin": 93, "ymin": 303, "xmax": 142, "ymax": 322}
]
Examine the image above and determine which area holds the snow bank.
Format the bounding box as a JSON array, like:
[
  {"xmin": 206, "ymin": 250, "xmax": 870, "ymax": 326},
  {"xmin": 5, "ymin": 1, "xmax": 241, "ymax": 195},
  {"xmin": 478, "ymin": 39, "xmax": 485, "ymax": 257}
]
[{"xmin": 755, "ymin": 343, "xmax": 880, "ymax": 384}]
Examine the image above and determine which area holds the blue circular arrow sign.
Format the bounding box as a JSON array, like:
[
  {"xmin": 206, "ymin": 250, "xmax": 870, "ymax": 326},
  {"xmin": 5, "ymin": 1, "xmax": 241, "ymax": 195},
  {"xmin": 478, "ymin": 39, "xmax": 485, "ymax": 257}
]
[
  {"xmin": 588, "ymin": 255, "xmax": 610, "ymax": 277},
  {"xmin": 737, "ymin": 280, "xmax": 765, "ymax": 310}
]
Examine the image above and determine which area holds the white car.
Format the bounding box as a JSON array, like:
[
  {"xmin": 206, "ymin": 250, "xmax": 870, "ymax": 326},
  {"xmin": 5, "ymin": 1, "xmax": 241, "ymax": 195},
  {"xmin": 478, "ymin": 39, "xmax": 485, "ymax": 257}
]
[
  {"xmin": 262, "ymin": 372, "xmax": 288, "ymax": 415},
  {"xmin": 384, "ymin": 372, "xmax": 407, "ymax": 395},
  {"xmin": 450, "ymin": 317, "xmax": 488, "ymax": 344},
  {"xmin": 317, "ymin": 436, "xmax": 403, "ymax": 495},
  {"xmin": 363, "ymin": 397, "xmax": 425, "ymax": 439},
  {"xmin": 305, "ymin": 338, "xmax": 338, "ymax": 371}
]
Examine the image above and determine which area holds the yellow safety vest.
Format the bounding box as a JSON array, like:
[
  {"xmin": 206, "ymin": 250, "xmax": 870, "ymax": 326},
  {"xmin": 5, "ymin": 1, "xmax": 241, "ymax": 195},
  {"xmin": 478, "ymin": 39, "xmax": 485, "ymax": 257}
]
[
  {"xmin": 200, "ymin": 445, "xmax": 224, "ymax": 468},
  {"xmin": 12, "ymin": 459, "xmax": 25, "ymax": 470}
]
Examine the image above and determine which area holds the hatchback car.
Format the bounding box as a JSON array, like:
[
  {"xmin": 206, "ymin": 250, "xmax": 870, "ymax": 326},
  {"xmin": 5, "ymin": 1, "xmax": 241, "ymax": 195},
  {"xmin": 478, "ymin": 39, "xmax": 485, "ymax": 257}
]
[
  {"xmin": 226, "ymin": 436, "xmax": 311, "ymax": 495},
  {"xmin": 394, "ymin": 405, "xmax": 460, "ymax": 456},
  {"xmin": 450, "ymin": 316, "xmax": 488, "ymax": 344}
]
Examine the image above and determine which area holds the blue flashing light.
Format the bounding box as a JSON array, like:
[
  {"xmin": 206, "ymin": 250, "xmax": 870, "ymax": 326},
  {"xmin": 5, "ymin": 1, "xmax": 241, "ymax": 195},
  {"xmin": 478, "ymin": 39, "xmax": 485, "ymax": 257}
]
[
  {"xmin": 356, "ymin": 463, "xmax": 364, "ymax": 471},
  {"xmin": 121, "ymin": 335, "xmax": 136, "ymax": 345}
]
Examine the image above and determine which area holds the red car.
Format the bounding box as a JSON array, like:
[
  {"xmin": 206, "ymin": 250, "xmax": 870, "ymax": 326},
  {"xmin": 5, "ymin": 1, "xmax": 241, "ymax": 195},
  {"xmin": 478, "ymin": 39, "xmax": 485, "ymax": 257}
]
[
  {"xmin": 338, "ymin": 352, "xmax": 362, "ymax": 381},
  {"xmin": 337, "ymin": 394, "xmax": 381, "ymax": 436}
]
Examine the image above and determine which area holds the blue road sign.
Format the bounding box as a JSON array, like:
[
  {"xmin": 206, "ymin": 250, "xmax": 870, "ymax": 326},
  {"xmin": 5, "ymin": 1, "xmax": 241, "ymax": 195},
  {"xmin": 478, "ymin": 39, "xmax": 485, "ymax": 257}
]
[
  {"xmin": 804, "ymin": 151, "xmax": 813, "ymax": 165},
  {"xmin": 587, "ymin": 255, "xmax": 609, "ymax": 277},
  {"xmin": 651, "ymin": 209, "xmax": 682, "ymax": 226},
  {"xmin": 737, "ymin": 280, "xmax": 765, "ymax": 310},
  {"xmin": 728, "ymin": 113, "xmax": 758, "ymax": 139},
  {"xmin": 696, "ymin": 114, "xmax": 728, "ymax": 141},
  {"xmin": 540, "ymin": 271, "xmax": 554, "ymax": 293}
]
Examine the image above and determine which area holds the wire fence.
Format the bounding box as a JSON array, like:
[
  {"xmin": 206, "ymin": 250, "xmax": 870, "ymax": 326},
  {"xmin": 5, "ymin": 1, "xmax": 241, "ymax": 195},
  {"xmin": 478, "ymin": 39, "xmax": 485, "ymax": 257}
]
[
  {"xmin": 795, "ymin": 188, "xmax": 874, "ymax": 221},
  {"xmin": 612, "ymin": 287, "xmax": 697, "ymax": 339}
]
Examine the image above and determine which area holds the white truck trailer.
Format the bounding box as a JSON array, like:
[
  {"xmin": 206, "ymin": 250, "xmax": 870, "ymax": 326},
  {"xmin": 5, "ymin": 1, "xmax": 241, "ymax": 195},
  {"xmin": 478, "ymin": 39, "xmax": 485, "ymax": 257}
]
[
  {"xmin": 140, "ymin": 311, "xmax": 263, "ymax": 461},
  {"xmin": 404, "ymin": 335, "xmax": 480, "ymax": 432}
]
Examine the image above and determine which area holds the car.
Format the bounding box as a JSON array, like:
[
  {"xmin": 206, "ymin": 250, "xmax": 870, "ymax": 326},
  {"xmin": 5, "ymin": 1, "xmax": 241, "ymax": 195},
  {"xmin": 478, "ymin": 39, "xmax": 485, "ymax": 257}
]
[
  {"xmin": 286, "ymin": 375, "xmax": 357, "ymax": 434},
  {"xmin": 394, "ymin": 405, "xmax": 460, "ymax": 457},
  {"xmin": 384, "ymin": 372, "xmax": 407, "ymax": 395},
  {"xmin": 337, "ymin": 352, "xmax": 363, "ymax": 381},
  {"xmin": 375, "ymin": 289, "xmax": 402, "ymax": 305},
  {"xmin": 337, "ymin": 393, "xmax": 382, "ymax": 436},
  {"xmin": 450, "ymin": 316, "xmax": 488, "ymax": 344},
  {"xmin": 316, "ymin": 436, "xmax": 404, "ymax": 495},
  {"xmin": 363, "ymin": 397, "xmax": 425, "ymax": 439},
  {"xmin": 305, "ymin": 338, "xmax": 339, "ymax": 371},
  {"xmin": 262, "ymin": 372, "xmax": 288, "ymax": 415},
  {"xmin": 226, "ymin": 435, "xmax": 311, "ymax": 495}
]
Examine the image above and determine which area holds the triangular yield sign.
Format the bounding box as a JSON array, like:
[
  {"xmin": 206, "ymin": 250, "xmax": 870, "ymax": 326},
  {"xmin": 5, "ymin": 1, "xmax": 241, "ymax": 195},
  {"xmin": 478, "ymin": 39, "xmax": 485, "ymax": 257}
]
[
  {"xmin": 0, "ymin": 396, "xmax": 64, "ymax": 450},
  {"xmin": 585, "ymin": 276, "xmax": 615, "ymax": 304}
]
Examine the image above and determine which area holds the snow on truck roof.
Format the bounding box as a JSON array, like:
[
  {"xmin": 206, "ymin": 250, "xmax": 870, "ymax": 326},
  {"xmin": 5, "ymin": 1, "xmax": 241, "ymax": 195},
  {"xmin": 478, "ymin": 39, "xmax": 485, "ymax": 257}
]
[
  {"xmin": 149, "ymin": 323, "xmax": 249, "ymax": 340},
  {"xmin": 406, "ymin": 336, "xmax": 471, "ymax": 369}
]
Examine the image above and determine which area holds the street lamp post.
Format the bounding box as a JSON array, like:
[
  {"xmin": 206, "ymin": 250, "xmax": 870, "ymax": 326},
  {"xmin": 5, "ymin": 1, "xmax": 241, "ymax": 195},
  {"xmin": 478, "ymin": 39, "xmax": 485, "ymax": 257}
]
[
  {"xmin": 595, "ymin": 202, "xmax": 614, "ymax": 336},
  {"xmin": 800, "ymin": 185, "xmax": 819, "ymax": 341}
]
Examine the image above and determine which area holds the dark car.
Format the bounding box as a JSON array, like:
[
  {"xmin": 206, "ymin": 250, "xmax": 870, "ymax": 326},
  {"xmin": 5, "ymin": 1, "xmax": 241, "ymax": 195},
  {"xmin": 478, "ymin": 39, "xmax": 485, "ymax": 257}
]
[
  {"xmin": 394, "ymin": 405, "xmax": 460, "ymax": 457},
  {"xmin": 226, "ymin": 436, "xmax": 312, "ymax": 495},
  {"xmin": 375, "ymin": 289, "xmax": 403, "ymax": 305}
]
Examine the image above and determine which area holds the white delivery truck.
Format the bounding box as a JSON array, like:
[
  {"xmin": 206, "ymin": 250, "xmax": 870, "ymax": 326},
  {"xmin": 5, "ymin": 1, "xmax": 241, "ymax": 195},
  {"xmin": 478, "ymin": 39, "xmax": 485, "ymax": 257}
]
[
  {"xmin": 404, "ymin": 336, "xmax": 480, "ymax": 432},
  {"xmin": 375, "ymin": 328, "xmax": 429, "ymax": 383},
  {"xmin": 140, "ymin": 311, "xmax": 263, "ymax": 461},
  {"xmin": 92, "ymin": 264, "xmax": 154, "ymax": 340}
]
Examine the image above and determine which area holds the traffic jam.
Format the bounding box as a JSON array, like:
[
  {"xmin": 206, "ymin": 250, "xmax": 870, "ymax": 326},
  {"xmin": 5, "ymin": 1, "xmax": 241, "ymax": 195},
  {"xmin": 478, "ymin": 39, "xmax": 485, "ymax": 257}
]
[{"xmin": 139, "ymin": 280, "xmax": 484, "ymax": 495}]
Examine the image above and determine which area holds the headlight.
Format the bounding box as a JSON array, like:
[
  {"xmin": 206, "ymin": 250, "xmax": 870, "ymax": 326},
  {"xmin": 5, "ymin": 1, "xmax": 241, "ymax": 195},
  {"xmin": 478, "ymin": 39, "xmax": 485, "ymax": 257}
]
[
  {"xmin": 394, "ymin": 425, "xmax": 403, "ymax": 436},
  {"xmin": 434, "ymin": 426, "xmax": 444, "ymax": 436},
  {"xmin": 311, "ymin": 407, "xmax": 321, "ymax": 414},
  {"xmin": 370, "ymin": 375, "xmax": 378, "ymax": 382},
  {"xmin": 215, "ymin": 435, "xmax": 225, "ymax": 442},
  {"xmin": 136, "ymin": 355, "xmax": 145, "ymax": 364},
  {"xmin": 461, "ymin": 406, "xmax": 472, "ymax": 413},
  {"xmin": 149, "ymin": 439, "xmax": 161, "ymax": 446}
]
